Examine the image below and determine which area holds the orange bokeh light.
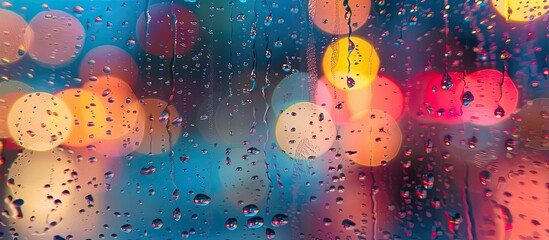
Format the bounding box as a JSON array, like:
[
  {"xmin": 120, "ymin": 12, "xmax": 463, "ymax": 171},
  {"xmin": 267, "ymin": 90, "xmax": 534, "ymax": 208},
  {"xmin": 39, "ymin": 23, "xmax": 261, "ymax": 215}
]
[
  {"xmin": 340, "ymin": 110, "xmax": 402, "ymax": 167},
  {"xmin": 55, "ymin": 88, "xmax": 108, "ymax": 147},
  {"xmin": 347, "ymin": 74, "xmax": 405, "ymax": 121},
  {"xmin": 82, "ymin": 77, "xmax": 145, "ymax": 157},
  {"xmin": 309, "ymin": 0, "xmax": 371, "ymax": 35},
  {"xmin": 135, "ymin": 98, "xmax": 182, "ymax": 155}
]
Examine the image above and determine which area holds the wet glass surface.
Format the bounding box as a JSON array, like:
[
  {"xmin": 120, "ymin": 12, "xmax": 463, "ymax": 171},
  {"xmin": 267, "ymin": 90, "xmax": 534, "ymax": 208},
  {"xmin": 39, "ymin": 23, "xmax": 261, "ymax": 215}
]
[{"xmin": 0, "ymin": 0, "xmax": 548, "ymax": 239}]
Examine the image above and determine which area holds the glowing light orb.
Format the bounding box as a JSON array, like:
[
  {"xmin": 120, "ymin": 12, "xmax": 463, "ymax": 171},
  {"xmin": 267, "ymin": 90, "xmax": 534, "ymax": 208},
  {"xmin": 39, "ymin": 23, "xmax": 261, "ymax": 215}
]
[
  {"xmin": 347, "ymin": 74, "xmax": 405, "ymax": 121},
  {"xmin": 136, "ymin": 3, "xmax": 200, "ymax": 57},
  {"xmin": 491, "ymin": 151, "xmax": 549, "ymax": 240},
  {"xmin": 26, "ymin": 10, "xmax": 85, "ymax": 66},
  {"xmin": 309, "ymin": 0, "xmax": 371, "ymax": 35},
  {"xmin": 79, "ymin": 45, "xmax": 138, "ymax": 87},
  {"xmin": 322, "ymin": 37, "xmax": 379, "ymax": 90},
  {"xmin": 83, "ymin": 77, "xmax": 140, "ymax": 140},
  {"xmin": 406, "ymin": 71, "xmax": 465, "ymax": 124},
  {"xmin": 271, "ymin": 72, "xmax": 311, "ymax": 115},
  {"xmin": 492, "ymin": 0, "xmax": 549, "ymax": 22},
  {"xmin": 135, "ymin": 98, "xmax": 182, "ymax": 155},
  {"xmin": 0, "ymin": 9, "xmax": 29, "ymax": 65},
  {"xmin": 55, "ymin": 88, "xmax": 108, "ymax": 147},
  {"xmin": 462, "ymin": 69, "xmax": 518, "ymax": 126},
  {"xmin": 340, "ymin": 110, "xmax": 402, "ymax": 167},
  {"xmin": 7, "ymin": 150, "xmax": 101, "ymax": 239},
  {"xmin": 275, "ymin": 102, "xmax": 336, "ymax": 160},
  {"xmin": 0, "ymin": 81, "xmax": 33, "ymax": 139},
  {"xmin": 83, "ymin": 77, "xmax": 145, "ymax": 157},
  {"xmin": 314, "ymin": 76, "xmax": 353, "ymax": 125},
  {"xmin": 512, "ymin": 98, "xmax": 549, "ymax": 150},
  {"xmin": 7, "ymin": 92, "xmax": 72, "ymax": 151}
]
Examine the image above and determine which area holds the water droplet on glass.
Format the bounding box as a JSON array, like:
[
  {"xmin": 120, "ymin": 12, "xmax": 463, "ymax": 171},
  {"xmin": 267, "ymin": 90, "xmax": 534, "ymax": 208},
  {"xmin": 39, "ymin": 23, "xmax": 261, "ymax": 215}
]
[
  {"xmin": 151, "ymin": 218, "xmax": 163, "ymax": 229},
  {"xmin": 346, "ymin": 76, "xmax": 355, "ymax": 88},
  {"xmin": 494, "ymin": 105, "xmax": 505, "ymax": 118},
  {"xmin": 348, "ymin": 39, "xmax": 355, "ymax": 53},
  {"xmin": 461, "ymin": 91, "xmax": 474, "ymax": 106},
  {"xmin": 342, "ymin": 219, "xmax": 355, "ymax": 230},
  {"xmin": 121, "ymin": 224, "xmax": 132, "ymax": 233},
  {"xmin": 193, "ymin": 194, "xmax": 211, "ymax": 206},
  {"xmin": 242, "ymin": 204, "xmax": 259, "ymax": 217},
  {"xmin": 441, "ymin": 72, "xmax": 453, "ymax": 90},
  {"xmin": 173, "ymin": 208, "xmax": 181, "ymax": 221},
  {"xmin": 271, "ymin": 214, "xmax": 288, "ymax": 227},
  {"xmin": 225, "ymin": 217, "xmax": 238, "ymax": 230},
  {"xmin": 422, "ymin": 172, "xmax": 434, "ymax": 189},
  {"xmin": 266, "ymin": 228, "xmax": 276, "ymax": 239},
  {"xmin": 247, "ymin": 217, "xmax": 264, "ymax": 229}
]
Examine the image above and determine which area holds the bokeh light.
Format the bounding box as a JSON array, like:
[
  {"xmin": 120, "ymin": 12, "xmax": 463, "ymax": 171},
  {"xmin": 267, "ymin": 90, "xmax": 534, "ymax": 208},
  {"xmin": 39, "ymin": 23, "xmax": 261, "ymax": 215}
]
[
  {"xmin": 462, "ymin": 69, "xmax": 518, "ymax": 126},
  {"xmin": 492, "ymin": 0, "xmax": 549, "ymax": 22},
  {"xmin": 6, "ymin": 150, "xmax": 102, "ymax": 239},
  {"xmin": 271, "ymin": 72, "xmax": 311, "ymax": 116},
  {"xmin": 78, "ymin": 45, "xmax": 139, "ymax": 87},
  {"xmin": 490, "ymin": 151, "xmax": 549, "ymax": 239},
  {"xmin": 322, "ymin": 36, "xmax": 379, "ymax": 90},
  {"xmin": 55, "ymin": 88, "xmax": 108, "ymax": 147},
  {"xmin": 0, "ymin": 81, "xmax": 34, "ymax": 139},
  {"xmin": 135, "ymin": 98, "xmax": 182, "ymax": 155},
  {"xmin": 340, "ymin": 110, "xmax": 402, "ymax": 167},
  {"xmin": 407, "ymin": 71, "xmax": 465, "ymax": 124},
  {"xmin": 314, "ymin": 76, "xmax": 353, "ymax": 125},
  {"xmin": 26, "ymin": 10, "xmax": 85, "ymax": 66},
  {"xmin": 7, "ymin": 92, "xmax": 72, "ymax": 151},
  {"xmin": 275, "ymin": 102, "xmax": 337, "ymax": 160},
  {"xmin": 0, "ymin": 9, "xmax": 28, "ymax": 65},
  {"xmin": 136, "ymin": 3, "xmax": 200, "ymax": 57},
  {"xmin": 347, "ymin": 74, "xmax": 405, "ymax": 121},
  {"xmin": 309, "ymin": 0, "xmax": 371, "ymax": 35},
  {"xmin": 82, "ymin": 77, "xmax": 145, "ymax": 157}
]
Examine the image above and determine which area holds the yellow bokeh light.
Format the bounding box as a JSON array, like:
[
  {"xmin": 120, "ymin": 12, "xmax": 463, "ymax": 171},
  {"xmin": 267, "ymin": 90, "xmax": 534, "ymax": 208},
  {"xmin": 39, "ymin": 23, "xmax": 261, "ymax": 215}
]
[
  {"xmin": 0, "ymin": 80, "xmax": 33, "ymax": 139},
  {"xmin": 492, "ymin": 0, "xmax": 549, "ymax": 22},
  {"xmin": 55, "ymin": 88, "xmax": 108, "ymax": 147},
  {"xmin": 275, "ymin": 102, "xmax": 337, "ymax": 160},
  {"xmin": 135, "ymin": 98, "xmax": 182, "ymax": 155},
  {"xmin": 7, "ymin": 150, "xmax": 102, "ymax": 238},
  {"xmin": 322, "ymin": 36, "xmax": 379, "ymax": 90},
  {"xmin": 340, "ymin": 109, "xmax": 402, "ymax": 167},
  {"xmin": 7, "ymin": 92, "xmax": 73, "ymax": 151}
]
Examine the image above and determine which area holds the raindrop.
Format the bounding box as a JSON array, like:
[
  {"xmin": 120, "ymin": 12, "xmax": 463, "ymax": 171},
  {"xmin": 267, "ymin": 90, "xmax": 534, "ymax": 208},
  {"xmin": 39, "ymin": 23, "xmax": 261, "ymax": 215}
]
[
  {"xmin": 173, "ymin": 208, "xmax": 181, "ymax": 221},
  {"xmin": 271, "ymin": 214, "xmax": 288, "ymax": 227},
  {"xmin": 151, "ymin": 218, "xmax": 163, "ymax": 229},
  {"xmin": 247, "ymin": 217, "xmax": 264, "ymax": 229},
  {"xmin": 342, "ymin": 219, "xmax": 355, "ymax": 230},
  {"xmin": 242, "ymin": 204, "xmax": 259, "ymax": 217},
  {"xmin": 225, "ymin": 218, "xmax": 238, "ymax": 230},
  {"xmin": 461, "ymin": 91, "xmax": 474, "ymax": 106},
  {"xmin": 193, "ymin": 194, "xmax": 211, "ymax": 206},
  {"xmin": 266, "ymin": 228, "xmax": 276, "ymax": 239},
  {"xmin": 121, "ymin": 224, "xmax": 132, "ymax": 233}
]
